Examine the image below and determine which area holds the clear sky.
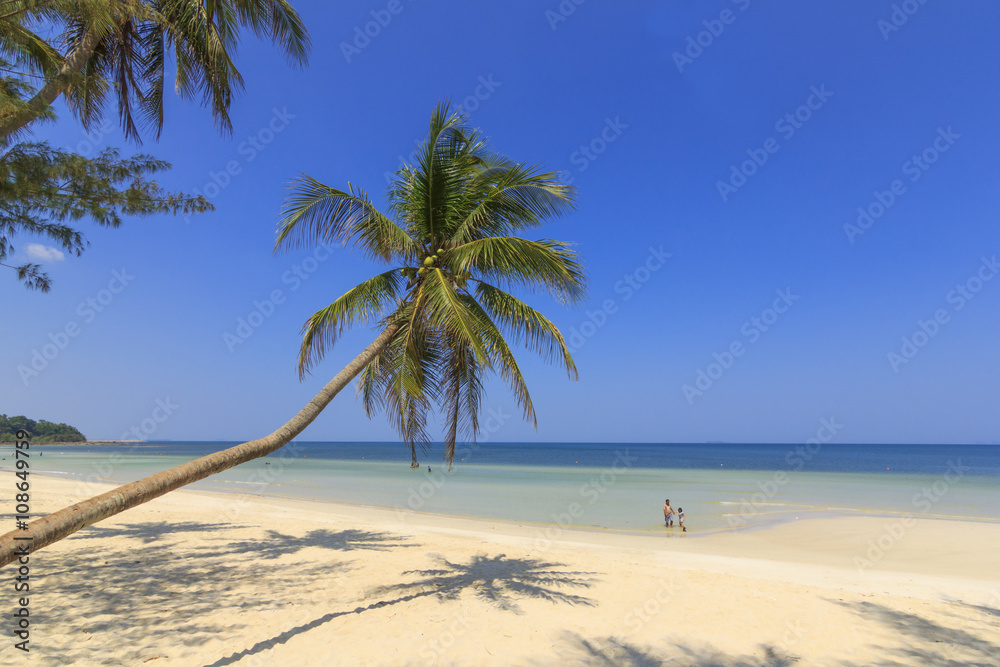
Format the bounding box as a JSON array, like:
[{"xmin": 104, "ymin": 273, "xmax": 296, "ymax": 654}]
[{"xmin": 3, "ymin": 1, "xmax": 999, "ymax": 445}]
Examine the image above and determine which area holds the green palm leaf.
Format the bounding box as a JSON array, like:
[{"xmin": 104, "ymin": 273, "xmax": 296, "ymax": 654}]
[
  {"xmin": 420, "ymin": 267, "xmax": 490, "ymax": 365},
  {"xmin": 448, "ymin": 236, "xmax": 587, "ymax": 305},
  {"xmin": 0, "ymin": 0, "xmax": 310, "ymax": 141},
  {"xmin": 296, "ymin": 269, "xmax": 406, "ymax": 379},
  {"xmin": 458, "ymin": 292, "xmax": 536, "ymax": 426},
  {"xmin": 277, "ymin": 174, "xmax": 417, "ymax": 262},
  {"xmin": 281, "ymin": 102, "xmax": 587, "ymax": 467},
  {"xmin": 474, "ymin": 282, "xmax": 577, "ymax": 380},
  {"xmin": 450, "ymin": 163, "xmax": 575, "ymax": 244}
]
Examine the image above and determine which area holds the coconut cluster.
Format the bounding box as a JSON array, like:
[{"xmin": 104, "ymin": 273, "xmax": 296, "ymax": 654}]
[{"xmin": 401, "ymin": 248, "xmax": 468, "ymax": 287}]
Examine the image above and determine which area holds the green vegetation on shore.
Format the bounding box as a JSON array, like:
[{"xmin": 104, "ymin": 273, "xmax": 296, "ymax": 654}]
[{"xmin": 0, "ymin": 414, "xmax": 85, "ymax": 443}]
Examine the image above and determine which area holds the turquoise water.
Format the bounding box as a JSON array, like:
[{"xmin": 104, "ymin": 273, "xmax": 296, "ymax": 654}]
[{"xmin": 10, "ymin": 441, "xmax": 999, "ymax": 535}]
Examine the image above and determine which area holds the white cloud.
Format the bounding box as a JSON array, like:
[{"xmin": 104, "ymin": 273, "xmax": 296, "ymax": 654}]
[{"xmin": 24, "ymin": 243, "xmax": 65, "ymax": 263}]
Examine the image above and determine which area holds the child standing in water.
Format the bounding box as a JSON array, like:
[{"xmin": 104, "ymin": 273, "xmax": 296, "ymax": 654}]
[{"xmin": 678, "ymin": 507, "xmax": 686, "ymax": 532}]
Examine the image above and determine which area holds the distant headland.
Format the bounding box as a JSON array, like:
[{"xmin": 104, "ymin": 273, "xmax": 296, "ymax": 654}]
[
  {"xmin": 0, "ymin": 414, "xmax": 91, "ymax": 444},
  {"xmin": 27, "ymin": 440, "xmax": 146, "ymax": 446}
]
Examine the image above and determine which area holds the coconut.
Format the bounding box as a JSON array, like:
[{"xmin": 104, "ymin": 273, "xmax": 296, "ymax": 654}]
[{"xmin": 423, "ymin": 256, "xmax": 435, "ymax": 267}]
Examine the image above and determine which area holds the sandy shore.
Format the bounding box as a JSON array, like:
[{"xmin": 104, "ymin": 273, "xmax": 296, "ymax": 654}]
[{"xmin": 3, "ymin": 476, "xmax": 998, "ymax": 666}]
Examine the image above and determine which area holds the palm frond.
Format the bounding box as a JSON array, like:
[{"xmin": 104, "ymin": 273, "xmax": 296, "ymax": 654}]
[
  {"xmin": 391, "ymin": 100, "xmax": 489, "ymax": 246},
  {"xmin": 3, "ymin": 0, "xmax": 309, "ymax": 140},
  {"xmin": 223, "ymin": 0, "xmax": 310, "ymax": 66},
  {"xmin": 281, "ymin": 102, "xmax": 587, "ymax": 468},
  {"xmin": 296, "ymin": 269, "xmax": 405, "ymax": 378},
  {"xmin": 475, "ymin": 282, "xmax": 577, "ymax": 379},
  {"xmin": 458, "ymin": 292, "xmax": 536, "ymax": 426},
  {"xmin": 449, "ymin": 236, "xmax": 587, "ymax": 304},
  {"xmin": 449, "ymin": 164, "xmax": 575, "ymax": 244},
  {"xmin": 382, "ymin": 303, "xmax": 440, "ymax": 461},
  {"xmin": 420, "ymin": 267, "xmax": 490, "ymax": 366},
  {"xmin": 439, "ymin": 337, "xmax": 483, "ymax": 469},
  {"xmin": 277, "ymin": 174, "xmax": 416, "ymax": 262}
]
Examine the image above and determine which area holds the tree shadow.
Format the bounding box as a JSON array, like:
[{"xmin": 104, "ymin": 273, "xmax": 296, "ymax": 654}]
[
  {"xmin": 78, "ymin": 522, "xmax": 414, "ymax": 561},
  {"xmin": 377, "ymin": 553, "xmax": 597, "ymax": 613},
  {"xmin": 15, "ymin": 520, "xmax": 416, "ymax": 665},
  {"xmin": 546, "ymin": 633, "xmax": 800, "ymax": 666},
  {"xmin": 28, "ymin": 546, "xmax": 348, "ymax": 664},
  {"xmin": 201, "ymin": 528, "xmax": 416, "ymax": 560},
  {"xmin": 208, "ymin": 553, "xmax": 597, "ymax": 666},
  {"xmin": 204, "ymin": 588, "xmax": 434, "ymax": 667},
  {"xmin": 75, "ymin": 520, "xmax": 239, "ymax": 544},
  {"xmin": 829, "ymin": 599, "xmax": 1000, "ymax": 666},
  {"xmin": 547, "ymin": 634, "xmax": 665, "ymax": 666},
  {"xmin": 937, "ymin": 598, "xmax": 1000, "ymax": 620}
]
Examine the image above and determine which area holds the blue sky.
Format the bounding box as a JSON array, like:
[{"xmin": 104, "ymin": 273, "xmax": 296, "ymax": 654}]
[{"xmin": 3, "ymin": 1, "xmax": 999, "ymax": 446}]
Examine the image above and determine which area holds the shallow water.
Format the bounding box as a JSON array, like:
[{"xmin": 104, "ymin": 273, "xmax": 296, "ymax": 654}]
[{"xmin": 11, "ymin": 441, "xmax": 1000, "ymax": 535}]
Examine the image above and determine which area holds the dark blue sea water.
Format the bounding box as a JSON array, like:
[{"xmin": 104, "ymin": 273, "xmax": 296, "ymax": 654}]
[{"xmin": 40, "ymin": 440, "xmax": 1000, "ymax": 477}]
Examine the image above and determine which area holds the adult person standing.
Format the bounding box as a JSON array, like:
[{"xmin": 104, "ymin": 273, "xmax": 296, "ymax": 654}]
[{"xmin": 663, "ymin": 499, "xmax": 675, "ymax": 527}]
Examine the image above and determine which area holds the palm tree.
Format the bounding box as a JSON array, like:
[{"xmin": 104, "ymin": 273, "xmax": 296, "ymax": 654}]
[
  {"xmin": 0, "ymin": 1, "xmax": 308, "ymax": 289},
  {"xmin": 0, "ymin": 0, "xmax": 309, "ymax": 140},
  {"xmin": 0, "ymin": 102, "xmax": 585, "ymax": 568},
  {"xmin": 278, "ymin": 102, "xmax": 585, "ymax": 468}
]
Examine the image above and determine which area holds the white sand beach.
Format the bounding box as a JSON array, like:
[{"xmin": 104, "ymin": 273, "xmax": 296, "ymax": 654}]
[{"xmin": 5, "ymin": 475, "xmax": 999, "ymax": 666}]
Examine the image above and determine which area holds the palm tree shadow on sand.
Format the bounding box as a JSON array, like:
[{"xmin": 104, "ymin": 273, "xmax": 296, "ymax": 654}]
[
  {"xmin": 200, "ymin": 527, "xmax": 416, "ymax": 560},
  {"xmin": 378, "ymin": 553, "xmax": 598, "ymax": 613},
  {"xmin": 544, "ymin": 632, "xmax": 801, "ymax": 667},
  {"xmin": 74, "ymin": 520, "xmax": 239, "ymax": 544},
  {"xmin": 13, "ymin": 520, "xmax": 419, "ymax": 664},
  {"xmin": 78, "ymin": 522, "xmax": 414, "ymax": 560},
  {"xmin": 206, "ymin": 553, "xmax": 597, "ymax": 666},
  {"xmin": 828, "ymin": 599, "xmax": 1000, "ymax": 666}
]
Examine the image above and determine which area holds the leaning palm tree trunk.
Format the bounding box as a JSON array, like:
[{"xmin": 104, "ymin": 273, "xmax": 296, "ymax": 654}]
[
  {"xmin": 0, "ymin": 324, "xmax": 398, "ymax": 569},
  {"xmin": 0, "ymin": 28, "xmax": 103, "ymax": 139}
]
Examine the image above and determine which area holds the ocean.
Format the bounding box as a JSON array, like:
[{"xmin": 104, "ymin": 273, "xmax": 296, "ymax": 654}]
[{"xmin": 12, "ymin": 441, "xmax": 1000, "ymax": 535}]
